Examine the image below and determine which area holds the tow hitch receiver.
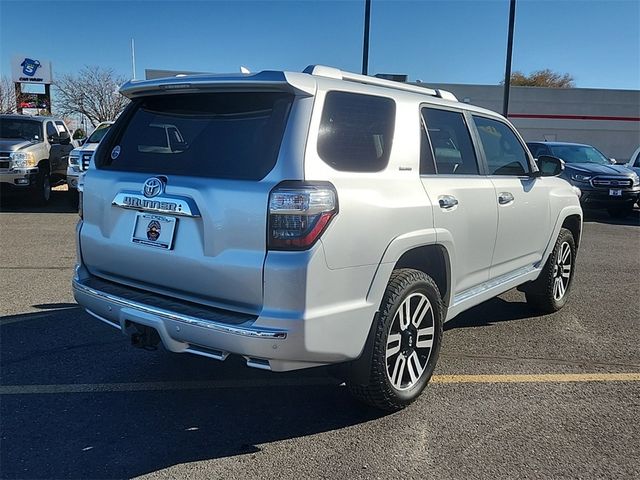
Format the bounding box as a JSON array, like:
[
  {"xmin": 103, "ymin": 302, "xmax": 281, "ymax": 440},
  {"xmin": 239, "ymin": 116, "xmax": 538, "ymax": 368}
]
[{"xmin": 126, "ymin": 322, "xmax": 161, "ymax": 351}]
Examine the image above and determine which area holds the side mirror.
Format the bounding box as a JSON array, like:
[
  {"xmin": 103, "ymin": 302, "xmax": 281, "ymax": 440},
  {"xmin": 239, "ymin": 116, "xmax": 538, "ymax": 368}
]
[
  {"xmin": 609, "ymin": 158, "xmax": 617, "ymax": 165},
  {"xmin": 78, "ymin": 138, "xmax": 87, "ymax": 146},
  {"xmin": 535, "ymin": 155, "xmax": 564, "ymax": 177},
  {"xmin": 48, "ymin": 133, "xmax": 60, "ymax": 144}
]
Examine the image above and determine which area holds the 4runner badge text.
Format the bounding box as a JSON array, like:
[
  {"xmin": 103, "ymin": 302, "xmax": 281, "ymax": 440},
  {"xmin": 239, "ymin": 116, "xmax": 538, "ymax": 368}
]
[{"xmin": 122, "ymin": 196, "xmax": 179, "ymax": 212}]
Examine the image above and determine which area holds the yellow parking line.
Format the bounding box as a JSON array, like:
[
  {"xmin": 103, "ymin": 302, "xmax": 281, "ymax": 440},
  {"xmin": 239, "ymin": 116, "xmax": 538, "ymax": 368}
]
[
  {"xmin": 0, "ymin": 373, "xmax": 638, "ymax": 395},
  {"xmin": 431, "ymin": 373, "xmax": 640, "ymax": 384}
]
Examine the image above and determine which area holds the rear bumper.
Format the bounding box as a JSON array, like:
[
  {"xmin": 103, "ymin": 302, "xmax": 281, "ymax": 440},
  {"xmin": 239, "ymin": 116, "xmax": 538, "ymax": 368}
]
[{"xmin": 73, "ymin": 265, "xmax": 374, "ymax": 371}]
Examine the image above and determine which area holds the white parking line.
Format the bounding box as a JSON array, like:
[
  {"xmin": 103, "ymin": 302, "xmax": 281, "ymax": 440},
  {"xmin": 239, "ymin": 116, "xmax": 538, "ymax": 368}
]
[
  {"xmin": 1, "ymin": 373, "xmax": 638, "ymax": 395},
  {"xmin": 0, "ymin": 308, "xmax": 80, "ymax": 326},
  {"xmin": 0, "ymin": 378, "xmax": 336, "ymax": 395}
]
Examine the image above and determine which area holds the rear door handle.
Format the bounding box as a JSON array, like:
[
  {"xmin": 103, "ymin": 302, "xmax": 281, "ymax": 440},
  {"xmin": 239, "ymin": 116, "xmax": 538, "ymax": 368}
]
[
  {"xmin": 498, "ymin": 192, "xmax": 515, "ymax": 205},
  {"xmin": 438, "ymin": 195, "xmax": 459, "ymax": 209}
]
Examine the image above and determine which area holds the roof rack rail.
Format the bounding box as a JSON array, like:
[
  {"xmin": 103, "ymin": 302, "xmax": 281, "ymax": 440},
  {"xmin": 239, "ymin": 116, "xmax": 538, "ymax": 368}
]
[{"xmin": 302, "ymin": 65, "xmax": 457, "ymax": 101}]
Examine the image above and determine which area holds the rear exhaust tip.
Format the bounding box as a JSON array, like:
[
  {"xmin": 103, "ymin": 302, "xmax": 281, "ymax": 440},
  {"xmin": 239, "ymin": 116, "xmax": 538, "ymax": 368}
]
[
  {"xmin": 185, "ymin": 344, "xmax": 229, "ymax": 361},
  {"xmin": 245, "ymin": 357, "xmax": 272, "ymax": 371}
]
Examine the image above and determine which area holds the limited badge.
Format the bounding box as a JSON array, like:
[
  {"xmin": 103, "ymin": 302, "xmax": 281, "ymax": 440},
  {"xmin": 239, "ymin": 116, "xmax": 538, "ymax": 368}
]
[
  {"xmin": 111, "ymin": 145, "xmax": 121, "ymax": 160},
  {"xmin": 146, "ymin": 220, "xmax": 161, "ymax": 241}
]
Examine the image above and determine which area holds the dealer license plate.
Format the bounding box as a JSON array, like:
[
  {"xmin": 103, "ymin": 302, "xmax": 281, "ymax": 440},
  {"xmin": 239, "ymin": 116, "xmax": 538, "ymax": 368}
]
[
  {"xmin": 131, "ymin": 213, "xmax": 177, "ymax": 250},
  {"xmin": 609, "ymin": 189, "xmax": 622, "ymax": 197}
]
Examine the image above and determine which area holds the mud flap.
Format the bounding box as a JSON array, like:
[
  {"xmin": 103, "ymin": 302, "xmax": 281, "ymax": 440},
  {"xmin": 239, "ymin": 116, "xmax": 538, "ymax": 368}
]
[{"xmin": 339, "ymin": 312, "xmax": 379, "ymax": 386}]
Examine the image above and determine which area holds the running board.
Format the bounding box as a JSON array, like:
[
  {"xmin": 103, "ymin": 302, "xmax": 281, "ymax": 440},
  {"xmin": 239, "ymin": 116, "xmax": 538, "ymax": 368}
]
[{"xmin": 446, "ymin": 265, "xmax": 539, "ymax": 321}]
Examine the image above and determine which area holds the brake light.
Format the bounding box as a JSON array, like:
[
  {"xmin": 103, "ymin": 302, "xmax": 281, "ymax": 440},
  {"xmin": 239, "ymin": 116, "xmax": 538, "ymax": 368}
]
[{"xmin": 268, "ymin": 183, "xmax": 338, "ymax": 250}]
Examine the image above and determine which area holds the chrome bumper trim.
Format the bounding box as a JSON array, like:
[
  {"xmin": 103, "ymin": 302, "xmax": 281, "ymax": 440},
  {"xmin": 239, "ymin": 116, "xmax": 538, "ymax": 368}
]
[
  {"xmin": 112, "ymin": 192, "xmax": 201, "ymax": 217},
  {"xmin": 73, "ymin": 278, "xmax": 287, "ymax": 340}
]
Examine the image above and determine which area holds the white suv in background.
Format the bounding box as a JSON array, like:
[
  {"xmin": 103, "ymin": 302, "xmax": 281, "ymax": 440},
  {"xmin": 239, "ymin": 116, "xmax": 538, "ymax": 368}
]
[
  {"xmin": 67, "ymin": 121, "xmax": 113, "ymax": 192},
  {"xmin": 73, "ymin": 66, "xmax": 582, "ymax": 410}
]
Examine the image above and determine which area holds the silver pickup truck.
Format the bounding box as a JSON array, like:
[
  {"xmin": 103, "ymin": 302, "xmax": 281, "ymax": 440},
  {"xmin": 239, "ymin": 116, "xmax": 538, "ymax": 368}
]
[
  {"xmin": 73, "ymin": 66, "xmax": 582, "ymax": 410},
  {"xmin": 0, "ymin": 114, "xmax": 74, "ymax": 204}
]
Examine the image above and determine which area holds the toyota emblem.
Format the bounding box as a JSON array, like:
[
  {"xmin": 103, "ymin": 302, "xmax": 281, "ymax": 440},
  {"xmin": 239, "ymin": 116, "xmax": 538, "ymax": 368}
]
[{"xmin": 142, "ymin": 177, "xmax": 165, "ymax": 198}]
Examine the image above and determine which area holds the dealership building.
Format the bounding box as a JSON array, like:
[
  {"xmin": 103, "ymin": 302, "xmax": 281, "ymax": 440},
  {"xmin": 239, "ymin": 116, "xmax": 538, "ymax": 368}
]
[{"xmin": 429, "ymin": 83, "xmax": 640, "ymax": 163}]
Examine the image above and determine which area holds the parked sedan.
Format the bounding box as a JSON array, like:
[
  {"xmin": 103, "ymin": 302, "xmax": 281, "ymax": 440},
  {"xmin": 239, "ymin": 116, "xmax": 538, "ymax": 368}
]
[{"xmin": 527, "ymin": 141, "xmax": 640, "ymax": 218}]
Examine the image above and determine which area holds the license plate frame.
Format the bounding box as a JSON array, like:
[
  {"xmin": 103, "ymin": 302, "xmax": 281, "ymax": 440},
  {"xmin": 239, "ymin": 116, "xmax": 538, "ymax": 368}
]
[
  {"xmin": 609, "ymin": 189, "xmax": 622, "ymax": 197},
  {"xmin": 131, "ymin": 212, "xmax": 177, "ymax": 250}
]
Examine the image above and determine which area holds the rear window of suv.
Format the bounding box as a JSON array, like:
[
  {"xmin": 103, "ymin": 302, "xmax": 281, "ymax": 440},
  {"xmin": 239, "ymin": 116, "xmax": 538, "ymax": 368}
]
[
  {"xmin": 99, "ymin": 92, "xmax": 293, "ymax": 180},
  {"xmin": 318, "ymin": 91, "xmax": 396, "ymax": 172}
]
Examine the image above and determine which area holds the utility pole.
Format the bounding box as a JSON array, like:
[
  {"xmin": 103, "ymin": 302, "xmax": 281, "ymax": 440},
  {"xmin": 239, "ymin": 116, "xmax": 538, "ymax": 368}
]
[
  {"xmin": 502, "ymin": 0, "xmax": 516, "ymax": 116},
  {"xmin": 131, "ymin": 38, "xmax": 137, "ymax": 80},
  {"xmin": 362, "ymin": 0, "xmax": 371, "ymax": 75}
]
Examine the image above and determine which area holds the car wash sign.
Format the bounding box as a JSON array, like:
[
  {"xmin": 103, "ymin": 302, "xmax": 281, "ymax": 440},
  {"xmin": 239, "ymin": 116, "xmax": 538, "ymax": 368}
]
[{"xmin": 11, "ymin": 56, "xmax": 52, "ymax": 84}]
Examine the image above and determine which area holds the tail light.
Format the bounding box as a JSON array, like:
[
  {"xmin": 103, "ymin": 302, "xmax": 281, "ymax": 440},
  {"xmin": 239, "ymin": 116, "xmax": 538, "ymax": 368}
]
[{"xmin": 268, "ymin": 182, "xmax": 338, "ymax": 250}]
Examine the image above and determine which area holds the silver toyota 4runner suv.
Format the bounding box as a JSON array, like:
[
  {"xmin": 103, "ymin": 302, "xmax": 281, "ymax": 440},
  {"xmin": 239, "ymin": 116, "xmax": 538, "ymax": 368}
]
[{"xmin": 73, "ymin": 66, "xmax": 582, "ymax": 410}]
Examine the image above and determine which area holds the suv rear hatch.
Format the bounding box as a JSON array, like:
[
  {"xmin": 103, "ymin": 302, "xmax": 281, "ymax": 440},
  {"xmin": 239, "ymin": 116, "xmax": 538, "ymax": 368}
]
[{"xmin": 80, "ymin": 75, "xmax": 311, "ymax": 314}]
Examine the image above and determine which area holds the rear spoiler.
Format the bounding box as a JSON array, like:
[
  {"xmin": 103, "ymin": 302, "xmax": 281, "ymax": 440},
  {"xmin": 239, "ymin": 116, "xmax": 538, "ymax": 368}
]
[{"xmin": 119, "ymin": 71, "xmax": 317, "ymax": 98}]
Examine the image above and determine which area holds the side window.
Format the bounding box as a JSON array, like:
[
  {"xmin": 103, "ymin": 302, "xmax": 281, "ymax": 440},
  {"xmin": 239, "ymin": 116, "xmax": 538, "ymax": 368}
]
[
  {"xmin": 634, "ymin": 152, "xmax": 640, "ymax": 168},
  {"xmin": 318, "ymin": 91, "xmax": 396, "ymax": 172},
  {"xmin": 421, "ymin": 107, "xmax": 478, "ymax": 174},
  {"xmin": 46, "ymin": 122, "xmax": 57, "ymax": 139},
  {"xmin": 473, "ymin": 116, "xmax": 530, "ymax": 176}
]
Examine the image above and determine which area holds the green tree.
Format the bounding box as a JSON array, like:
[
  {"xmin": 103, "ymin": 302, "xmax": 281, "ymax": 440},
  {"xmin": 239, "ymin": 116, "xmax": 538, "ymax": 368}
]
[
  {"xmin": 73, "ymin": 128, "xmax": 86, "ymax": 140},
  {"xmin": 503, "ymin": 69, "xmax": 575, "ymax": 88}
]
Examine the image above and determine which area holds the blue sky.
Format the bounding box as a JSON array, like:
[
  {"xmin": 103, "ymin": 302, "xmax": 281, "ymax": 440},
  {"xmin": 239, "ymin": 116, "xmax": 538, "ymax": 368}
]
[{"xmin": 1, "ymin": 0, "xmax": 639, "ymax": 89}]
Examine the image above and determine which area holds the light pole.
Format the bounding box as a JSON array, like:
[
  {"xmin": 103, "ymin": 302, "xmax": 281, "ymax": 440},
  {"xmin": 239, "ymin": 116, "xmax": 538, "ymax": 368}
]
[
  {"xmin": 502, "ymin": 0, "xmax": 517, "ymax": 116},
  {"xmin": 362, "ymin": 0, "xmax": 371, "ymax": 75}
]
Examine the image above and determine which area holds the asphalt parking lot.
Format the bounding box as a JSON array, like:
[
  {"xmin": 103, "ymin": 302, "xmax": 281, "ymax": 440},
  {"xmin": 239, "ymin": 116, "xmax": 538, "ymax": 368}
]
[{"xmin": 1, "ymin": 190, "xmax": 639, "ymax": 479}]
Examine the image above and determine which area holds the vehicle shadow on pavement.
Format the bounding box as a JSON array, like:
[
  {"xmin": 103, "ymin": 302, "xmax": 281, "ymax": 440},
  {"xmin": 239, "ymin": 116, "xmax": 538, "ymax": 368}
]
[
  {"xmin": 0, "ymin": 189, "xmax": 77, "ymax": 214},
  {"xmin": 444, "ymin": 295, "xmax": 536, "ymax": 331},
  {"xmin": 0, "ymin": 309, "xmax": 386, "ymax": 479},
  {"xmin": 582, "ymin": 207, "xmax": 640, "ymax": 227}
]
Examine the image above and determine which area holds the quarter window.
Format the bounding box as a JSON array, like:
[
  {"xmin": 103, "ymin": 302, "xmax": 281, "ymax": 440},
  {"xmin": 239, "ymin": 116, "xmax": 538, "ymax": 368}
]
[
  {"xmin": 318, "ymin": 91, "xmax": 395, "ymax": 172},
  {"xmin": 473, "ymin": 116, "xmax": 530, "ymax": 176},
  {"xmin": 421, "ymin": 108, "xmax": 478, "ymax": 174}
]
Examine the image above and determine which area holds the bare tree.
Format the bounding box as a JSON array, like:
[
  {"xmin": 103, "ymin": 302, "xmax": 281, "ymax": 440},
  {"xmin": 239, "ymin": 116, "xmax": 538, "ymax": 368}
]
[
  {"xmin": 0, "ymin": 76, "xmax": 17, "ymax": 113},
  {"xmin": 502, "ymin": 69, "xmax": 575, "ymax": 88},
  {"xmin": 54, "ymin": 66, "xmax": 129, "ymax": 127}
]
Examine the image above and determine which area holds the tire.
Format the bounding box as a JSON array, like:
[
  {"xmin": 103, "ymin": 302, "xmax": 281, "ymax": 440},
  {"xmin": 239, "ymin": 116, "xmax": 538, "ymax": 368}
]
[
  {"xmin": 32, "ymin": 170, "xmax": 51, "ymax": 205},
  {"xmin": 68, "ymin": 188, "xmax": 79, "ymax": 209},
  {"xmin": 347, "ymin": 269, "xmax": 444, "ymax": 411},
  {"xmin": 525, "ymin": 228, "xmax": 576, "ymax": 314},
  {"xmin": 607, "ymin": 204, "xmax": 634, "ymax": 219}
]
